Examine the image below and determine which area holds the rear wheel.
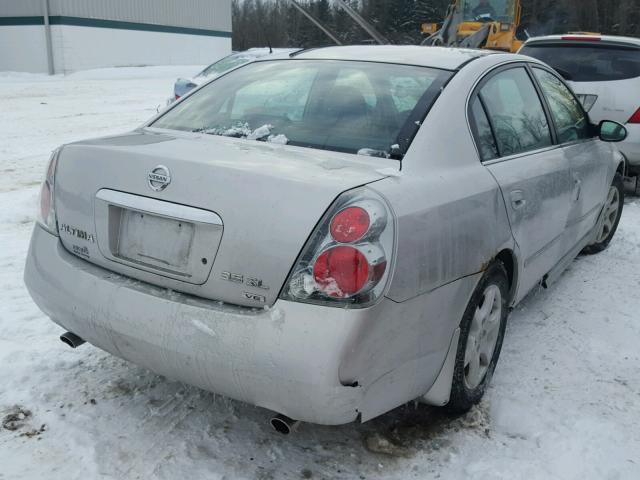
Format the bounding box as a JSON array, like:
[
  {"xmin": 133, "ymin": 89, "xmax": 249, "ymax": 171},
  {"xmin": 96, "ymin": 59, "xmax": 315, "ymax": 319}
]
[
  {"xmin": 447, "ymin": 262, "xmax": 509, "ymax": 413},
  {"xmin": 583, "ymin": 173, "xmax": 624, "ymax": 255}
]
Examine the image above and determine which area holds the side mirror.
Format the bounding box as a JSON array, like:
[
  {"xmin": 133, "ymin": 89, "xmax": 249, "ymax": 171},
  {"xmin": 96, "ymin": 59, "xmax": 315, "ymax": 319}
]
[{"xmin": 599, "ymin": 120, "xmax": 628, "ymax": 143}]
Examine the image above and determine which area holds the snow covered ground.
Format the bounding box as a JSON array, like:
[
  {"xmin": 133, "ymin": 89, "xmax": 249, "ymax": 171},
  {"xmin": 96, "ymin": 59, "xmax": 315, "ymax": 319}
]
[{"xmin": 1, "ymin": 66, "xmax": 639, "ymax": 480}]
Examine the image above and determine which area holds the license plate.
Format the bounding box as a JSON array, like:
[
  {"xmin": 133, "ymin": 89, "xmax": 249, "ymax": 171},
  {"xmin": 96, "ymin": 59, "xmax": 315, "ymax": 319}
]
[{"xmin": 117, "ymin": 210, "xmax": 194, "ymax": 272}]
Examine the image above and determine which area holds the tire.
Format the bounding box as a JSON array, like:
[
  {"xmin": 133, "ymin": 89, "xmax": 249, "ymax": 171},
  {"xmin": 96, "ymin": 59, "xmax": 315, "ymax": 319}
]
[
  {"xmin": 446, "ymin": 261, "xmax": 509, "ymax": 413},
  {"xmin": 583, "ymin": 173, "xmax": 624, "ymax": 255}
]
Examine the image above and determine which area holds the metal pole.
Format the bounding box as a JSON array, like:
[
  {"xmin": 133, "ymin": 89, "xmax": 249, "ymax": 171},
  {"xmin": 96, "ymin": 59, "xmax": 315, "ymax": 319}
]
[
  {"xmin": 286, "ymin": 0, "xmax": 342, "ymax": 46},
  {"xmin": 42, "ymin": 0, "xmax": 54, "ymax": 75},
  {"xmin": 333, "ymin": 0, "xmax": 390, "ymax": 45}
]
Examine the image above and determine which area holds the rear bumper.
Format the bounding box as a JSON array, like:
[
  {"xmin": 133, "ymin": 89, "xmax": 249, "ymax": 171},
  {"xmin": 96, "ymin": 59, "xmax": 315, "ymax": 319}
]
[
  {"xmin": 25, "ymin": 225, "xmax": 362, "ymax": 424},
  {"xmin": 621, "ymin": 124, "xmax": 640, "ymax": 170},
  {"xmin": 25, "ymin": 225, "xmax": 474, "ymax": 425}
]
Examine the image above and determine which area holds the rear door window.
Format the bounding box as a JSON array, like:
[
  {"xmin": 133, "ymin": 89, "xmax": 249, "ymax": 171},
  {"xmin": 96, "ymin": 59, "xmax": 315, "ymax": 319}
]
[
  {"xmin": 470, "ymin": 97, "xmax": 499, "ymax": 161},
  {"xmin": 478, "ymin": 67, "xmax": 553, "ymax": 157},
  {"xmin": 533, "ymin": 68, "xmax": 591, "ymax": 144},
  {"xmin": 520, "ymin": 44, "xmax": 640, "ymax": 82}
]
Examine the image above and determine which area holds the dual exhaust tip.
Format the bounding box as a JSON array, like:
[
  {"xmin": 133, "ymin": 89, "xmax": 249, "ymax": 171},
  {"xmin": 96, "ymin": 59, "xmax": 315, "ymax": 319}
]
[{"xmin": 59, "ymin": 332, "xmax": 299, "ymax": 434}]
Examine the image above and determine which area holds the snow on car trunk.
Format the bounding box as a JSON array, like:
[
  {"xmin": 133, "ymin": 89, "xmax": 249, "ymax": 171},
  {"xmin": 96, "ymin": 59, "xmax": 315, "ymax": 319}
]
[{"xmin": 54, "ymin": 130, "xmax": 393, "ymax": 307}]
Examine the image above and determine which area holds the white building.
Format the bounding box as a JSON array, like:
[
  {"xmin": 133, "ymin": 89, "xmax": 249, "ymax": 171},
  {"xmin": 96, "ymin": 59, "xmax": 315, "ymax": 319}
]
[{"xmin": 0, "ymin": 0, "xmax": 232, "ymax": 74}]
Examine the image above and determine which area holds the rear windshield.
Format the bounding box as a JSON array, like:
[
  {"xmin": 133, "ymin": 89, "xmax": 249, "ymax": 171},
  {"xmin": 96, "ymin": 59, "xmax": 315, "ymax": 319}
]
[
  {"xmin": 520, "ymin": 43, "xmax": 640, "ymax": 82},
  {"xmin": 152, "ymin": 60, "xmax": 452, "ymax": 158}
]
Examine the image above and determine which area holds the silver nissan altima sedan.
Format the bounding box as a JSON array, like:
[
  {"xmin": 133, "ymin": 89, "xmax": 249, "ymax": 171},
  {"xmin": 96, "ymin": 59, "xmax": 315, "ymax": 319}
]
[{"xmin": 25, "ymin": 46, "xmax": 628, "ymax": 430}]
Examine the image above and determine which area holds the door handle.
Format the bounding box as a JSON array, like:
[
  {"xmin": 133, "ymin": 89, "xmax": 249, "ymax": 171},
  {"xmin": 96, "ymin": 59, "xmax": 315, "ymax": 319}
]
[
  {"xmin": 573, "ymin": 176, "xmax": 582, "ymax": 202},
  {"xmin": 510, "ymin": 190, "xmax": 526, "ymax": 210}
]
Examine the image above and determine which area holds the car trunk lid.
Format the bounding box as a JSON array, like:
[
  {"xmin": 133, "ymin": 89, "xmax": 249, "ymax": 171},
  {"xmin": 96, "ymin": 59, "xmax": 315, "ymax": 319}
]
[{"xmin": 54, "ymin": 129, "xmax": 394, "ymax": 307}]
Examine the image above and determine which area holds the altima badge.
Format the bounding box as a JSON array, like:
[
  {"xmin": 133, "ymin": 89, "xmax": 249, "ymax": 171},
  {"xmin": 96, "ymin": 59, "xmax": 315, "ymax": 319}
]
[
  {"xmin": 59, "ymin": 223, "xmax": 96, "ymax": 243},
  {"xmin": 148, "ymin": 165, "xmax": 171, "ymax": 191}
]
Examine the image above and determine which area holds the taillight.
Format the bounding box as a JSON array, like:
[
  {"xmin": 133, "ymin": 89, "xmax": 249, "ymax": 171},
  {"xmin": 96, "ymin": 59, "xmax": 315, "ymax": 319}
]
[
  {"xmin": 39, "ymin": 181, "xmax": 52, "ymax": 221},
  {"xmin": 175, "ymin": 94, "xmax": 181, "ymax": 100},
  {"xmin": 37, "ymin": 148, "xmax": 60, "ymax": 235},
  {"xmin": 281, "ymin": 188, "xmax": 395, "ymax": 308},
  {"xmin": 629, "ymin": 107, "xmax": 640, "ymax": 124}
]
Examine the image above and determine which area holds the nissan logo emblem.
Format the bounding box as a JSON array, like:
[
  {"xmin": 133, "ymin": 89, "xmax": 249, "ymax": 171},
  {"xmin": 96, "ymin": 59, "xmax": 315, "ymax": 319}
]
[{"xmin": 148, "ymin": 165, "xmax": 171, "ymax": 192}]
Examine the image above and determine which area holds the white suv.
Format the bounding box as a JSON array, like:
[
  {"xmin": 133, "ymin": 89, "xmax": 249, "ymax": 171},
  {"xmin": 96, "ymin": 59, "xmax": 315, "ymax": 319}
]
[{"xmin": 520, "ymin": 34, "xmax": 640, "ymax": 177}]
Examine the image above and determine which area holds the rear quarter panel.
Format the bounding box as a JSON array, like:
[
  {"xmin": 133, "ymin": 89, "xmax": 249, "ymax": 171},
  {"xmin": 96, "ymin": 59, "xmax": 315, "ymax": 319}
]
[
  {"xmin": 374, "ymin": 56, "xmax": 517, "ymax": 303},
  {"xmin": 347, "ymin": 62, "xmax": 516, "ymax": 417},
  {"xmin": 373, "ymin": 165, "xmax": 512, "ymax": 303}
]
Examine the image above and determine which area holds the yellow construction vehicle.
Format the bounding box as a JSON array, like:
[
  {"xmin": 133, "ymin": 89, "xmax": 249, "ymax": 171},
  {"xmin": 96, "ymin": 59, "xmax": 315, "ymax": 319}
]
[{"xmin": 421, "ymin": 0, "xmax": 523, "ymax": 53}]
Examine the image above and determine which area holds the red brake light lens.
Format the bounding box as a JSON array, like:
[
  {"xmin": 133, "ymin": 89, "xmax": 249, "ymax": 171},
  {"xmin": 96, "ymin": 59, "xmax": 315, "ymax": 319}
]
[
  {"xmin": 330, "ymin": 207, "xmax": 370, "ymax": 243},
  {"xmin": 313, "ymin": 246, "xmax": 369, "ymax": 297},
  {"xmin": 629, "ymin": 108, "xmax": 640, "ymax": 124}
]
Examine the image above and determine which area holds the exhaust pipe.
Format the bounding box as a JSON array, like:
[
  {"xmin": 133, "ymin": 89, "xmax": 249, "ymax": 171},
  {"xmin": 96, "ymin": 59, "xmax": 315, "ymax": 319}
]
[
  {"xmin": 60, "ymin": 332, "xmax": 85, "ymax": 349},
  {"xmin": 270, "ymin": 414, "xmax": 300, "ymax": 435}
]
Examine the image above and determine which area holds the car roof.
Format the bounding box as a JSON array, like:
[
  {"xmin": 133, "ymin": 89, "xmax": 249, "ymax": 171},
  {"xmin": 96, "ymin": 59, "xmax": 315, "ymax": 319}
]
[
  {"xmin": 228, "ymin": 48, "xmax": 301, "ymax": 61},
  {"xmin": 196, "ymin": 48, "xmax": 301, "ymax": 76},
  {"xmin": 523, "ymin": 34, "xmax": 640, "ymax": 48},
  {"xmin": 291, "ymin": 45, "xmax": 497, "ymax": 70},
  {"xmin": 238, "ymin": 47, "xmax": 301, "ymax": 58}
]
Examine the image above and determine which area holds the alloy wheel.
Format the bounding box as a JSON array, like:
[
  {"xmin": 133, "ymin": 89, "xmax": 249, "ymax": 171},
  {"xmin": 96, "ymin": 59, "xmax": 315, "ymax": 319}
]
[{"xmin": 463, "ymin": 284, "xmax": 502, "ymax": 390}]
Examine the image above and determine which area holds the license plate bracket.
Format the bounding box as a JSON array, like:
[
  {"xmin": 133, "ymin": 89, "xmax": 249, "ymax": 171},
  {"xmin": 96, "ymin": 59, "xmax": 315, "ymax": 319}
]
[
  {"xmin": 117, "ymin": 210, "xmax": 195, "ymax": 274},
  {"xmin": 94, "ymin": 190, "xmax": 223, "ymax": 285}
]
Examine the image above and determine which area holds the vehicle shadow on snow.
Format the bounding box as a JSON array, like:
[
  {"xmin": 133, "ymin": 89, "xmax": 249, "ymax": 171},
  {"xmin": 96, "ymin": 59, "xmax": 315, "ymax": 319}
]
[{"xmin": 44, "ymin": 347, "xmax": 492, "ymax": 479}]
